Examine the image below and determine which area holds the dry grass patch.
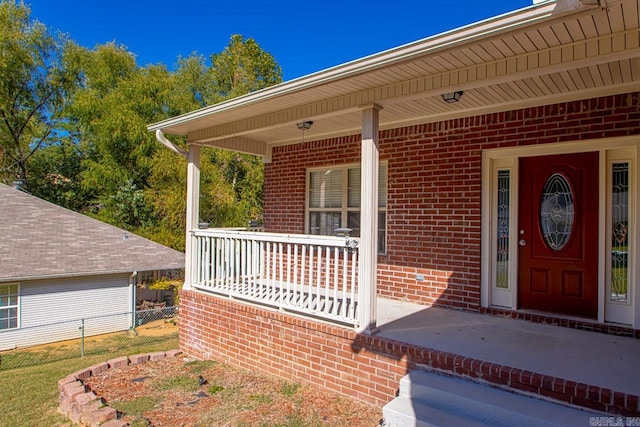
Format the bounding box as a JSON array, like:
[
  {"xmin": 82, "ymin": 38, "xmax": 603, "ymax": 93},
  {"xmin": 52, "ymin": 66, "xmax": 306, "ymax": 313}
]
[{"xmin": 85, "ymin": 357, "xmax": 383, "ymax": 426}]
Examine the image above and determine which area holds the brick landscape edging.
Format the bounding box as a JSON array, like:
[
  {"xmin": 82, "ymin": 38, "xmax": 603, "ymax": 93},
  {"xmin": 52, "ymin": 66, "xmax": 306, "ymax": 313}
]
[{"xmin": 57, "ymin": 349, "xmax": 182, "ymax": 427}]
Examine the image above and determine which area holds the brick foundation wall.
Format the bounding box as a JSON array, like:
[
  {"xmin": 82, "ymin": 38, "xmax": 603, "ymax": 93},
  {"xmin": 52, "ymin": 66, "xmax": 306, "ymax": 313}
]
[
  {"xmin": 264, "ymin": 92, "xmax": 640, "ymax": 310},
  {"xmin": 179, "ymin": 290, "xmax": 640, "ymax": 415},
  {"xmin": 179, "ymin": 290, "xmax": 407, "ymax": 406}
]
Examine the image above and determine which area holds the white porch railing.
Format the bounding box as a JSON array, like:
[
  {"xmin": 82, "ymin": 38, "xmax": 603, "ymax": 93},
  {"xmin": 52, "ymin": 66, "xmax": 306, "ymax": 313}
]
[{"xmin": 190, "ymin": 229, "xmax": 360, "ymax": 327}]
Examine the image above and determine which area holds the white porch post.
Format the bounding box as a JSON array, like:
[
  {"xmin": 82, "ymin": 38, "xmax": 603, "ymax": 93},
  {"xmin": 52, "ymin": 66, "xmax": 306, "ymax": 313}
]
[
  {"xmin": 184, "ymin": 144, "xmax": 201, "ymax": 290},
  {"xmin": 358, "ymin": 104, "xmax": 382, "ymax": 333}
]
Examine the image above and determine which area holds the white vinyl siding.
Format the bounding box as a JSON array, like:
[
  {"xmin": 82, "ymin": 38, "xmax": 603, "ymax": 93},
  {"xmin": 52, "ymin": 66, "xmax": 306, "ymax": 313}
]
[
  {"xmin": 307, "ymin": 163, "xmax": 387, "ymax": 252},
  {"xmin": 0, "ymin": 274, "xmax": 131, "ymax": 349}
]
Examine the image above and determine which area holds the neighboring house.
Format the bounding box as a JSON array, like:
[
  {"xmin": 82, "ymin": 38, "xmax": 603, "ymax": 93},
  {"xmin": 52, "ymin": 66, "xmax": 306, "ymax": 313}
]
[
  {"xmin": 148, "ymin": 0, "xmax": 640, "ymax": 416},
  {"xmin": 0, "ymin": 184, "xmax": 184, "ymax": 349}
]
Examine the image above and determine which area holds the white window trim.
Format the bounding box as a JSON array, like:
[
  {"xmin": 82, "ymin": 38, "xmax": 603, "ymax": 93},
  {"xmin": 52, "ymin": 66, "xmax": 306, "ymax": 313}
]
[
  {"xmin": 0, "ymin": 282, "xmax": 20, "ymax": 331},
  {"xmin": 305, "ymin": 162, "xmax": 387, "ymax": 252},
  {"xmin": 481, "ymin": 136, "xmax": 639, "ymax": 328}
]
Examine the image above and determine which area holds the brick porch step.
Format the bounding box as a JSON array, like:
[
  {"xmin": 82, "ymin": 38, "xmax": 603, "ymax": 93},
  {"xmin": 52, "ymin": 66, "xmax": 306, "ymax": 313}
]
[{"xmin": 382, "ymin": 370, "xmax": 603, "ymax": 427}]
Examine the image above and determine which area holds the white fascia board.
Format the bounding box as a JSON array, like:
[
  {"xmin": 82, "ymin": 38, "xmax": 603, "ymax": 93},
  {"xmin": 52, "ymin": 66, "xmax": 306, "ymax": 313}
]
[
  {"xmin": 148, "ymin": 0, "xmax": 592, "ymax": 135},
  {"xmin": 0, "ymin": 265, "xmax": 185, "ymax": 283}
]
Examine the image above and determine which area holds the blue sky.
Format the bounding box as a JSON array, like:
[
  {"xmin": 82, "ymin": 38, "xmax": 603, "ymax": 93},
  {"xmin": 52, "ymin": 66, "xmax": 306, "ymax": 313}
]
[{"xmin": 27, "ymin": 0, "xmax": 532, "ymax": 81}]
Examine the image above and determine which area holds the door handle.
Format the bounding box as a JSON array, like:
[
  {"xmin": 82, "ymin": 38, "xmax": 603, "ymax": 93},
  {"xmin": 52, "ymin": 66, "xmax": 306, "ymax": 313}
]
[{"xmin": 519, "ymin": 239, "xmax": 526, "ymax": 247}]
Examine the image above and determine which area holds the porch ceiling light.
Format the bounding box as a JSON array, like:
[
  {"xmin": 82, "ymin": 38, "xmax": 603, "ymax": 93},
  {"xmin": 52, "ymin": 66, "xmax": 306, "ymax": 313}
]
[
  {"xmin": 442, "ymin": 91, "xmax": 464, "ymax": 103},
  {"xmin": 297, "ymin": 120, "xmax": 313, "ymax": 143},
  {"xmin": 296, "ymin": 120, "xmax": 313, "ymax": 130}
]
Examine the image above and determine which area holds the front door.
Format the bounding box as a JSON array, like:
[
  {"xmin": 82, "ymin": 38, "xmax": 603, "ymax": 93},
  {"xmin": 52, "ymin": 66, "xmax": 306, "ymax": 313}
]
[{"xmin": 518, "ymin": 152, "xmax": 599, "ymax": 319}]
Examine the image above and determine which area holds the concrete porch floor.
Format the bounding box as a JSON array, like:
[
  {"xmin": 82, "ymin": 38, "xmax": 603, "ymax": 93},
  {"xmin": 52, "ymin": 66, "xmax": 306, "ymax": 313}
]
[{"xmin": 376, "ymin": 298, "xmax": 640, "ymax": 397}]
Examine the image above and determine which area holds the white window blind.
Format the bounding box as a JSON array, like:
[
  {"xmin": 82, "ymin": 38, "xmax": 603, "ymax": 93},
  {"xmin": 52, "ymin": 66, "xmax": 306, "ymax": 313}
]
[
  {"xmin": 309, "ymin": 169, "xmax": 342, "ymax": 208},
  {"xmin": 307, "ymin": 163, "xmax": 387, "ymax": 252}
]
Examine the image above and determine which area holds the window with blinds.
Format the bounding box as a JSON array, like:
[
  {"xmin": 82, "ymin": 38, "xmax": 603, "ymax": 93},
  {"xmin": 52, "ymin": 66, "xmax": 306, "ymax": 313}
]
[{"xmin": 307, "ymin": 163, "xmax": 387, "ymax": 252}]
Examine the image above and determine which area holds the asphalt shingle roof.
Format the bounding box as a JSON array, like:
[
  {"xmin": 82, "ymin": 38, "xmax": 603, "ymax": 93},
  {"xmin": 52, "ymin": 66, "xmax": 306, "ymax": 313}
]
[{"xmin": 0, "ymin": 183, "xmax": 184, "ymax": 281}]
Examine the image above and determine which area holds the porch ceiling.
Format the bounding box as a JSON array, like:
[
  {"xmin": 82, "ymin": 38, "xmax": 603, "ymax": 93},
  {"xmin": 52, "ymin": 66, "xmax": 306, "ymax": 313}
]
[{"xmin": 148, "ymin": 0, "xmax": 640, "ymax": 156}]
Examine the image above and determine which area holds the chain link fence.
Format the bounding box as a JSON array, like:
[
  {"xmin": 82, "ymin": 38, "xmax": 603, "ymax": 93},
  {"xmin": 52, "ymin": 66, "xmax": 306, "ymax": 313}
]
[{"xmin": 0, "ymin": 306, "xmax": 178, "ymax": 371}]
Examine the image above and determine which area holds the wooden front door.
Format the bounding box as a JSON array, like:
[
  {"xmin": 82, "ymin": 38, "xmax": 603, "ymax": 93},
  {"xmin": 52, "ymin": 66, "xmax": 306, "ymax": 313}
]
[{"xmin": 518, "ymin": 152, "xmax": 599, "ymax": 319}]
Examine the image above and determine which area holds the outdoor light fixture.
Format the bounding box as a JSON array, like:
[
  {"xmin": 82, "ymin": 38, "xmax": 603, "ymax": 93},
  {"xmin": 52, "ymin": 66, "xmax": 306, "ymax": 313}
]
[
  {"xmin": 297, "ymin": 120, "xmax": 313, "ymax": 143},
  {"xmin": 442, "ymin": 91, "xmax": 464, "ymax": 103},
  {"xmin": 296, "ymin": 120, "xmax": 313, "ymax": 130}
]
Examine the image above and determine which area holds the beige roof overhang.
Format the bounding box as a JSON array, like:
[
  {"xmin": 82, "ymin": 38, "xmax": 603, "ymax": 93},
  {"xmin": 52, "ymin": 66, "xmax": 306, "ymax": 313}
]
[{"xmin": 148, "ymin": 0, "xmax": 640, "ymax": 156}]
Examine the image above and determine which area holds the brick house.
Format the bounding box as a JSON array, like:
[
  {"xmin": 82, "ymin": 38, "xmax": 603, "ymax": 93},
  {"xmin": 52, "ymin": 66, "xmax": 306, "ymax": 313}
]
[{"xmin": 149, "ymin": 0, "xmax": 640, "ymax": 418}]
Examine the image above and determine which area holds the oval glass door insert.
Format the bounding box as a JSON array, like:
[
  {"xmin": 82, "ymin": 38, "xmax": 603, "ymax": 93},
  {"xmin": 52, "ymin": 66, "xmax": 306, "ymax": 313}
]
[{"xmin": 540, "ymin": 173, "xmax": 574, "ymax": 250}]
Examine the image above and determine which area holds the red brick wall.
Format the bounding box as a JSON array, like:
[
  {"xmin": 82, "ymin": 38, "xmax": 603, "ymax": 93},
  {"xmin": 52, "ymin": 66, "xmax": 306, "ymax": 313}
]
[
  {"xmin": 179, "ymin": 290, "xmax": 408, "ymax": 406},
  {"xmin": 179, "ymin": 290, "xmax": 640, "ymax": 415},
  {"xmin": 264, "ymin": 92, "xmax": 640, "ymax": 310}
]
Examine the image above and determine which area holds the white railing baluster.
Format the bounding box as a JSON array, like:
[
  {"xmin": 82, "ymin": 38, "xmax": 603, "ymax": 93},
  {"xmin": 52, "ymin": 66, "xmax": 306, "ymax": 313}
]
[
  {"xmin": 234, "ymin": 238, "xmax": 239, "ymax": 292},
  {"xmin": 316, "ymin": 245, "xmax": 322, "ymax": 312},
  {"xmin": 341, "ymin": 247, "xmax": 348, "ymax": 318},
  {"xmin": 206, "ymin": 236, "xmax": 211, "ymax": 286},
  {"xmin": 217, "ymin": 237, "xmax": 222, "ymax": 287},
  {"xmin": 308, "ymin": 245, "xmax": 315, "ymax": 310},
  {"xmin": 235, "ymin": 238, "xmax": 241, "ymax": 292},
  {"xmin": 227, "ymin": 238, "xmax": 233, "ymax": 290},
  {"xmin": 292, "ymin": 244, "xmax": 299, "ymax": 307},
  {"xmin": 333, "ymin": 247, "xmax": 339, "ymax": 316},
  {"xmin": 193, "ymin": 235, "xmax": 199, "ymax": 285},
  {"xmin": 324, "ymin": 246, "xmax": 331, "ymax": 316},
  {"xmin": 191, "ymin": 229, "xmax": 359, "ymax": 327},
  {"xmin": 278, "ymin": 242, "xmax": 284, "ymax": 308},
  {"xmin": 265, "ymin": 242, "xmax": 272, "ymax": 301},
  {"xmin": 300, "ymin": 244, "xmax": 307, "ymax": 309},
  {"xmin": 286, "ymin": 243, "xmax": 292, "ymax": 305},
  {"xmin": 350, "ymin": 249, "xmax": 357, "ymax": 320},
  {"xmin": 195, "ymin": 237, "xmax": 202, "ymax": 284},
  {"xmin": 220, "ymin": 237, "xmax": 225, "ymax": 287},
  {"xmin": 258, "ymin": 240, "xmax": 264, "ymax": 297},
  {"xmin": 221, "ymin": 238, "xmax": 229, "ymax": 292},
  {"xmin": 241, "ymin": 238, "xmax": 247, "ymax": 293},
  {"xmin": 193, "ymin": 235, "xmax": 200, "ymax": 285}
]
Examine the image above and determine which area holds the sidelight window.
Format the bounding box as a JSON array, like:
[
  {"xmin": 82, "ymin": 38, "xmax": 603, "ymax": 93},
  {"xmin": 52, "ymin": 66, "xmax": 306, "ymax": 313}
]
[{"xmin": 611, "ymin": 162, "xmax": 629, "ymax": 302}]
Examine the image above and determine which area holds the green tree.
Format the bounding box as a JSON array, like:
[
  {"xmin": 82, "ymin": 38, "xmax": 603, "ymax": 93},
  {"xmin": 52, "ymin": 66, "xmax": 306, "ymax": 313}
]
[
  {"xmin": 2, "ymin": 17, "xmax": 279, "ymax": 249},
  {"xmin": 65, "ymin": 42, "xmax": 173, "ymax": 228},
  {"xmin": 210, "ymin": 34, "xmax": 282, "ymax": 100},
  {"xmin": 0, "ymin": 1, "xmax": 78, "ymax": 189},
  {"xmin": 146, "ymin": 35, "xmax": 281, "ymax": 249},
  {"xmin": 28, "ymin": 138, "xmax": 89, "ymax": 211}
]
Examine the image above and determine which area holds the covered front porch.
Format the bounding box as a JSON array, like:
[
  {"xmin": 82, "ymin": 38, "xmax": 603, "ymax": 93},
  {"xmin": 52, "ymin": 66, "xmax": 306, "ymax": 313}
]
[{"xmin": 150, "ymin": 0, "xmax": 640, "ymax": 334}]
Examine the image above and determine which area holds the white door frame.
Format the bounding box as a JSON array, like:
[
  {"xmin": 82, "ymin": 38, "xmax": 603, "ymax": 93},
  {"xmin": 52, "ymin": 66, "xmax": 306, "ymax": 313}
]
[{"xmin": 481, "ymin": 136, "xmax": 639, "ymax": 328}]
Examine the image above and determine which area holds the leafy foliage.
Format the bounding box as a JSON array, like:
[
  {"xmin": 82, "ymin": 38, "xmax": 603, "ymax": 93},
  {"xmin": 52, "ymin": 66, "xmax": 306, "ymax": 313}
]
[
  {"xmin": 1, "ymin": 1, "xmax": 281, "ymax": 250},
  {"xmin": 210, "ymin": 34, "xmax": 282, "ymax": 100},
  {"xmin": 0, "ymin": 0, "xmax": 77, "ymax": 187},
  {"xmin": 144, "ymin": 35, "xmax": 279, "ymax": 249}
]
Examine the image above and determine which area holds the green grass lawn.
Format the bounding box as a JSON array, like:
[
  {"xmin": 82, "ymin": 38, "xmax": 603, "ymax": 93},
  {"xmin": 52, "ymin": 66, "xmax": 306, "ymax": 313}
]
[{"xmin": 0, "ymin": 335, "xmax": 178, "ymax": 427}]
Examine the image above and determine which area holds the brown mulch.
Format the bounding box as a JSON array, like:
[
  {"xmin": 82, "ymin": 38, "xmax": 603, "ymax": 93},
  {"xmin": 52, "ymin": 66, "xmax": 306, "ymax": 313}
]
[{"xmin": 85, "ymin": 356, "xmax": 383, "ymax": 426}]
